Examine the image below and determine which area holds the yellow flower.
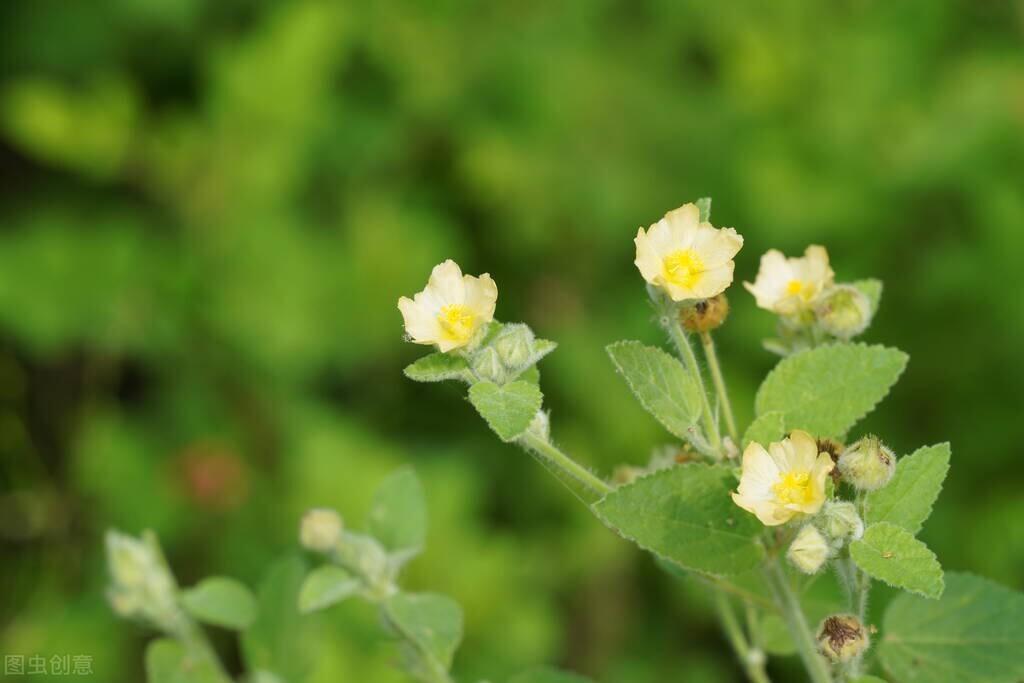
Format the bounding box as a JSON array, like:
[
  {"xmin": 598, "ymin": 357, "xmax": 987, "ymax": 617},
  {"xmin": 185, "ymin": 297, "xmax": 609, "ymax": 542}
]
[
  {"xmin": 634, "ymin": 203, "xmax": 744, "ymax": 301},
  {"xmin": 731, "ymin": 430, "xmax": 834, "ymax": 526},
  {"xmin": 398, "ymin": 260, "xmax": 497, "ymax": 352},
  {"xmin": 744, "ymin": 245, "xmax": 834, "ymax": 316}
]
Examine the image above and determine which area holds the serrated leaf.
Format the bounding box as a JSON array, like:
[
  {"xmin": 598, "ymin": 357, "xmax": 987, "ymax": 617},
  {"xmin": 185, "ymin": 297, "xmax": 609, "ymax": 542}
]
[
  {"xmin": 880, "ymin": 573, "xmax": 1024, "ymax": 683},
  {"xmin": 509, "ymin": 667, "xmax": 594, "ymax": 683},
  {"xmin": 593, "ymin": 463, "xmax": 765, "ymax": 575},
  {"xmin": 742, "ymin": 411, "xmax": 786, "ymax": 448},
  {"xmin": 385, "ymin": 592, "xmax": 463, "ymax": 672},
  {"xmin": 368, "ymin": 466, "xmax": 427, "ymax": 556},
  {"xmin": 755, "ymin": 343, "xmax": 908, "ymax": 437},
  {"xmin": 851, "ymin": 279, "xmax": 883, "ymax": 315},
  {"xmin": 298, "ymin": 565, "xmax": 361, "ymax": 614},
  {"xmin": 866, "ymin": 443, "xmax": 950, "ymax": 534},
  {"xmin": 180, "ymin": 576, "xmax": 257, "ymax": 630},
  {"xmin": 145, "ymin": 639, "xmax": 229, "ymax": 683},
  {"xmin": 850, "ymin": 523, "xmax": 943, "ymax": 598},
  {"xmin": 468, "ymin": 380, "xmax": 542, "ymax": 442},
  {"xmin": 404, "ymin": 353, "xmax": 473, "ymax": 383},
  {"xmin": 606, "ymin": 341, "xmax": 701, "ymax": 441}
]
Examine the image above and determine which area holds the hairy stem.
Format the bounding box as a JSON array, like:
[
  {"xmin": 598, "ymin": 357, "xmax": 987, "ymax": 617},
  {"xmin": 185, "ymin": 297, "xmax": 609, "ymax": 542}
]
[
  {"xmin": 699, "ymin": 330, "xmax": 740, "ymax": 446},
  {"xmin": 764, "ymin": 561, "xmax": 833, "ymax": 683},
  {"xmin": 518, "ymin": 430, "xmax": 612, "ymax": 503},
  {"xmin": 665, "ymin": 319, "xmax": 723, "ymax": 457},
  {"xmin": 713, "ymin": 589, "xmax": 773, "ymax": 683}
]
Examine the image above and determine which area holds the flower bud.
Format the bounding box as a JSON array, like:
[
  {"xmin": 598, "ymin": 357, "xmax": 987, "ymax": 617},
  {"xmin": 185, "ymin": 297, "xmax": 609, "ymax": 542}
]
[
  {"xmin": 838, "ymin": 436, "xmax": 896, "ymax": 491},
  {"xmin": 815, "ymin": 285, "xmax": 871, "ymax": 340},
  {"xmin": 818, "ymin": 501, "xmax": 864, "ymax": 544},
  {"xmin": 680, "ymin": 294, "xmax": 730, "ymax": 332},
  {"xmin": 470, "ymin": 346, "xmax": 507, "ymax": 384},
  {"xmin": 817, "ymin": 614, "xmax": 869, "ymax": 662},
  {"xmin": 787, "ymin": 525, "xmax": 831, "ymax": 574},
  {"xmin": 105, "ymin": 530, "xmax": 178, "ymax": 630},
  {"xmin": 493, "ymin": 323, "xmax": 536, "ymax": 370},
  {"xmin": 300, "ymin": 508, "xmax": 344, "ymax": 552}
]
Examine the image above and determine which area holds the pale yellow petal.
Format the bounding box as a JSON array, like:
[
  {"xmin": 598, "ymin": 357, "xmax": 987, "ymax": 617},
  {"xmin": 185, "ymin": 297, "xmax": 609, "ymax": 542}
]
[
  {"xmin": 692, "ymin": 225, "xmax": 744, "ymax": 266},
  {"xmin": 788, "ymin": 430, "xmax": 820, "ymax": 472},
  {"xmin": 425, "ymin": 259, "xmax": 466, "ymax": 305},
  {"xmin": 691, "ymin": 262, "xmax": 735, "ymax": 299},
  {"xmin": 634, "ymin": 227, "xmax": 664, "ymax": 283},
  {"xmin": 398, "ymin": 296, "xmax": 442, "ymax": 345},
  {"xmin": 663, "ymin": 203, "xmax": 701, "ymax": 244},
  {"xmin": 464, "ymin": 273, "xmax": 498, "ymax": 322}
]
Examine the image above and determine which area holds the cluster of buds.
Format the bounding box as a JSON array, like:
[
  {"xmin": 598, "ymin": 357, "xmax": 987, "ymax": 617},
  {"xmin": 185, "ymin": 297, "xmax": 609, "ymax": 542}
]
[
  {"xmin": 105, "ymin": 531, "xmax": 182, "ymax": 633},
  {"xmin": 745, "ymin": 246, "xmax": 875, "ymax": 355}
]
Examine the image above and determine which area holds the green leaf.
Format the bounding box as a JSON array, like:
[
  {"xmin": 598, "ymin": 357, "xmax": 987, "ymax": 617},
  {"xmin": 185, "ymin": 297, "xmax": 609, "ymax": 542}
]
[
  {"xmin": 866, "ymin": 443, "xmax": 950, "ymax": 534},
  {"xmin": 851, "ymin": 677, "xmax": 888, "ymax": 683},
  {"xmin": 760, "ymin": 614, "xmax": 797, "ymax": 656},
  {"xmin": 404, "ymin": 352, "xmax": 473, "ymax": 383},
  {"xmin": 850, "ymin": 523, "xmax": 943, "ymax": 598},
  {"xmin": 593, "ymin": 463, "xmax": 765, "ymax": 575},
  {"xmin": 851, "ymin": 278, "xmax": 883, "ymax": 315},
  {"xmin": 145, "ymin": 639, "xmax": 228, "ymax": 683},
  {"xmin": 606, "ymin": 341, "xmax": 701, "ymax": 441},
  {"xmin": 242, "ymin": 556, "xmax": 315, "ymax": 683},
  {"xmin": 509, "ymin": 667, "xmax": 595, "ymax": 683},
  {"xmin": 468, "ymin": 380, "xmax": 542, "ymax": 442},
  {"xmin": 880, "ymin": 573, "xmax": 1024, "ymax": 683},
  {"xmin": 742, "ymin": 411, "xmax": 786, "ymax": 448},
  {"xmin": 754, "ymin": 343, "xmax": 908, "ymax": 437},
  {"xmin": 298, "ymin": 565, "xmax": 361, "ymax": 614},
  {"xmin": 180, "ymin": 576, "xmax": 257, "ymax": 630},
  {"xmin": 385, "ymin": 592, "xmax": 463, "ymax": 672},
  {"xmin": 695, "ymin": 197, "xmax": 712, "ymax": 222},
  {"xmin": 368, "ymin": 466, "xmax": 427, "ymax": 556}
]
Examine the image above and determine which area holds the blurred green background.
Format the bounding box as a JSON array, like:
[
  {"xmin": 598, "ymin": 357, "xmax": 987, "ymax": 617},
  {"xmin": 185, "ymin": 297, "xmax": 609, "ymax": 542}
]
[{"xmin": 1, "ymin": 1, "xmax": 1022, "ymax": 681}]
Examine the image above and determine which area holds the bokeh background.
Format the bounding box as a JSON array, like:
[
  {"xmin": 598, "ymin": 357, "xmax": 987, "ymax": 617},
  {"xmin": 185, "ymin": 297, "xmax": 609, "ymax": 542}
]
[{"xmin": 1, "ymin": 1, "xmax": 1023, "ymax": 681}]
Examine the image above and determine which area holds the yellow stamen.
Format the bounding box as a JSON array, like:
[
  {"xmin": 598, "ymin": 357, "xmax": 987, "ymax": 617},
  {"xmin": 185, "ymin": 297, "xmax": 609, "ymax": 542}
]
[
  {"xmin": 662, "ymin": 249, "xmax": 705, "ymax": 289},
  {"xmin": 773, "ymin": 471, "xmax": 814, "ymax": 506},
  {"xmin": 786, "ymin": 280, "xmax": 804, "ymax": 295},
  {"xmin": 437, "ymin": 304, "xmax": 476, "ymax": 344}
]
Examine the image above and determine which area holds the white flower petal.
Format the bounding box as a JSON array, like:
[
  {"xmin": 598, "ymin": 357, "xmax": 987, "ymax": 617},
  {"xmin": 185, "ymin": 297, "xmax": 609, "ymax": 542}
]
[
  {"xmin": 398, "ymin": 296, "xmax": 442, "ymax": 345},
  {"xmin": 425, "ymin": 259, "xmax": 466, "ymax": 305}
]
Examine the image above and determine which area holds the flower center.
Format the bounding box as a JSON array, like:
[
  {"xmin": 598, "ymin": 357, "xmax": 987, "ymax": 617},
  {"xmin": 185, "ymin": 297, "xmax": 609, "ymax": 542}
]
[
  {"xmin": 786, "ymin": 280, "xmax": 804, "ymax": 296},
  {"xmin": 437, "ymin": 304, "xmax": 476, "ymax": 344},
  {"xmin": 773, "ymin": 471, "xmax": 814, "ymax": 505},
  {"xmin": 662, "ymin": 249, "xmax": 705, "ymax": 289}
]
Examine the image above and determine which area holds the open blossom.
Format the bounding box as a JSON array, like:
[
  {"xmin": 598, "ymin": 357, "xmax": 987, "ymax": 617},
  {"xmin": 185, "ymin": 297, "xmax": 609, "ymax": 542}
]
[
  {"xmin": 398, "ymin": 260, "xmax": 497, "ymax": 352},
  {"xmin": 744, "ymin": 246, "xmax": 834, "ymax": 316},
  {"xmin": 732, "ymin": 430, "xmax": 834, "ymax": 526},
  {"xmin": 634, "ymin": 203, "xmax": 744, "ymax": 301}
]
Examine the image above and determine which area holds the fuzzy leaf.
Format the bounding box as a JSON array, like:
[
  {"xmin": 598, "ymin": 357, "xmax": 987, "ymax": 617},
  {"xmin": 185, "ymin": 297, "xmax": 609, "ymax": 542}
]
[
  {"xmin": 742, "ymin": 411, "xmax": 786, "ymax": 448},
  {"xmin": 298, "ymin": 565, "xmax": 361, "ymax": 614},
  {"xmin": 180, "ymin": 576, "xmax": 258, "ymax": 630},
  {"xmin": 404, "ymin": 352, "xmax": 473, "ymax": 383},
  {"xmin": 369, "ymin": 466, "xmax": 427, "ymax": 555},
  {"xmin": 866, "ymin": 443, "xmax": 950, "ymax": 534},
  {"xmin": 606, "ymin": 341, "xmax": 701, "ymax": 441},
  {"xmin": 468, "ymin": 380, "xmax": 543, "ymax": 442},
  {"xmin": 851, "ymin": 278, "xmax": 883, "ymax": 315},
  {"xmin": 509, "ymin": 667, "xmax": 594, "ymax": 683},
  {"xmin": 145, "ymin": 639, "xmax": 228, "ymax": 683},
  {"xmin": 385, "ymin": 592, "xmax": 463, "ymax": 672},
  {"xmin": 593, "ymin": 463, "xmax": 765, "ymax": 575},
  {"xmin": 880, "ymin": 573, "xmax": 1024, "ymax": 683},
  {"xmin": 850, "ymin": 523, "xmax": 943, "ymax": 599},
  {"xmin": 754, "ymin": 343, "xmax": 908, "ymax": 437}
]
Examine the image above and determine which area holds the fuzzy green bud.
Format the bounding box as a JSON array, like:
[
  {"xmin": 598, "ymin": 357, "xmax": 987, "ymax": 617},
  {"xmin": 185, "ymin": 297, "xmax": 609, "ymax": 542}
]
[
  {"xmin": 105, "ymin": 530, "xmax": 178, "ymax": 630},
  {"xmin": 815, "ymin": 285, "xmax": 871, "ymax": 340},
  {"xmin": 838, "ymin": 435, "xmax": 896, "ymax": 491},
  {"xmin": 470, "ymin": 346, "xmax": 507, "ymax": 384},
  {"xmin": 300, "ymin": 508, "xmax": 344, "ymax": 552},
  {"xmin": 817, "ymin": 614, "xmax": 869, "ymax": 662},
  {"xmin": 818, "ymin": 501, "xmax": 864, "ymax": 544},
  {"xmin": 787, "ymin": 525, "xmax": 831, "ymax": 574},
  {"xmin": 493, "ymin": 323, "xmax": 535, "ymax": 370}
]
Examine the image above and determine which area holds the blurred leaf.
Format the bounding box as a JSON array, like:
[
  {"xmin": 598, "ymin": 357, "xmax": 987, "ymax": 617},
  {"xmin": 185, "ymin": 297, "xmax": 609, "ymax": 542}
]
[
  {"xmin": 695, "ymin": 197, "xmax": 712, "ymax": 222},
  {"xmin": 180, "ymin": 576, "xmax": 258, "ymax": 630},
  {"xmin": 880, "ymin": 573, "xmax": 1024, "ymax": 683},
  {"xmin": 368, "ymin": 466, "xmax": 427, "ymax": 558},
  {"xmin": 145, "ymin": 638, "xmax": 229, "ymax": 683},
  {"xmin": 509, "ymin": 667, "xmax": 595, "ymax": 683},
  {"xmin": 851, "ymin": 279, "xmax": 883, "ymax": 316},
  {"xmin": 850, "ymin": 523, "xmax": 943, "ymax": 599},
  {"xmin": 742, "ymin": 411, "xmax": 786, "ymax": 448},
  {"xmin": 241, "ymin": 556, "xmax": 315, "ymax": 683},
  {"xmin": 385, "ymin": 591, "xmax": 464, "ymax": 676},
  {"xmin": 759, "ymin": 614, "xmax": 797, "ymax": 656},
  {"xmin": 866, "ymin": 443, "xmax": 950, "ymax": 534},
  {"xmin": 297, "ymin": 565, "xmax": 361, "ymax": 614},
  {"xmin": 593, "ymin": 464, "xmax": 765, "ymax": 575},
  {"xmin": 468, "ymin": 380, "xmax": 542, "ymax": 442},
  {"xmin": 606, "ymin": 341, "xmax": 701, "ymax": 441}
]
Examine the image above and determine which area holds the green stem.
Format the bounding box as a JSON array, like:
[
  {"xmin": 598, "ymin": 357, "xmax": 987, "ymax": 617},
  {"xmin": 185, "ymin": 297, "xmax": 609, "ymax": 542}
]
[
  {"xmin": 764, "ymin": 561, "xmax": 833, "ymax": 683},
  {"xmin": 699, "ymin": 330, "xmax": 740, "ymax": 446},
  {"xmin": 713, "ymin": 590, "xmax": 773, "ymax": 683},
  {"xmin": 665, "ymin": 319, "xmax": 723, "ymax": 457},
  {"xmin": 518, "ymin": 430, "xmax": 612, "ymax": 503}
]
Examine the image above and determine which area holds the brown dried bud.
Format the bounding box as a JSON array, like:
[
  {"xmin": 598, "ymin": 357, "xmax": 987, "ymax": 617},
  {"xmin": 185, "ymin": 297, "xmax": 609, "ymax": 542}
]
[
  {"xmin": 817, "ymin": 614, "xmax": 869, "ymax": 662},
  {"xmin": 817, "ymin": 437, "xmax": 845, "ymax": 486},
  {"xmin": 680, "ymin": 294, "xmax": 730, "ymax": 332}
]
